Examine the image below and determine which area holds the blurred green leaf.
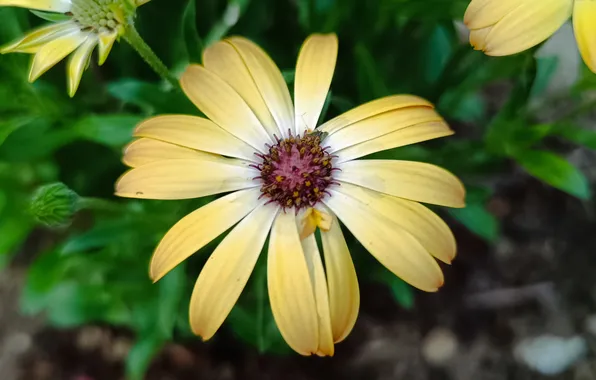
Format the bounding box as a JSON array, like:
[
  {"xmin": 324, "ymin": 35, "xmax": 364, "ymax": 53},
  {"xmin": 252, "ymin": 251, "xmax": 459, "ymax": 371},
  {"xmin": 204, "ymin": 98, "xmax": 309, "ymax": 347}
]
[
  {"xmin": 450, "ymin": 203, "xmax": 499, "ymax": 242},
  {"xmin": 555, "ymin": 124, "xmax": 596, "ymax": 150},
  {"xmin": 74, "ymin": 114, "xmax": 142, "ymax": 148},
  {"xmin": 182, "ymin": 0, "xmax": 204, "ymax": 63},
  {"xmin": 126, "ymin": 335, "xmax": 164, "ymax": 380},
  {"xmin": 157, "ymin": 265, "xmax": 186, "ymax": 339},
  {"xmin": 389, "ymin": 276, "xmax": 414, "ymax": 310},
  {"xmin": 514, "ymin": 150, "xmax": 591, "ymax": 200},
  {"xmin": 107, "ymin": 79, "xmax": 198, "ymax": 115},
  {"xmin": 530, "ymin": 56, "xmax": 558, "ymax": 100},
  {"xmin": 0, "ymin": 117, "xmax": 35, "ymax": 147}
]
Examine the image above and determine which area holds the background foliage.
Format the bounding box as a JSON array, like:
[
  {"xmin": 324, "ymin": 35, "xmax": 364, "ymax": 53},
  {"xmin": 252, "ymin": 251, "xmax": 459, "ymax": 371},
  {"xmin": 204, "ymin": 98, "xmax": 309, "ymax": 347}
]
[{"xmin": 1, "ymin": 0, "xmax": 595, "ymax": 378}]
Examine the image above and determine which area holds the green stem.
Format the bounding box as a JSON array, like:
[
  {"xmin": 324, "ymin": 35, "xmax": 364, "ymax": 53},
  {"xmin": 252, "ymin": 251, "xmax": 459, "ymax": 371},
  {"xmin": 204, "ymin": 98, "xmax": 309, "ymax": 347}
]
[
  {"xmin": 123, "ymin": 23, "xmax": 178, "ymax": 88},
  {"xmin": 77, "ymin": 197, "xmax": 123, "ymax": 213}
]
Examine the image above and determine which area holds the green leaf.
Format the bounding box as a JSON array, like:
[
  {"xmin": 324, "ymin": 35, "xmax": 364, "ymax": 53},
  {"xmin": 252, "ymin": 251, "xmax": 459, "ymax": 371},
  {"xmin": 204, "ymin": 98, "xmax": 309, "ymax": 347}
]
[
  {"xmin": 204, "ymin": 0, "xmax": 251, "ymax": 47},
  {"xmin": 126, "ymin": 335, "xmax": 165, "ymax": 380},
  {"xmin": 530, "ymin": 56, "xmax": 558, "ymax": 100},
  {"xmin": 107, "ymin": 79, "xmax": 198, "ymax": 115},
  {"xmin": 182, "ymin": 0, "xmax": 203, "ymax": 63},
  {"xmin": 62, "ymin": 220, "xmax": 136, "ymax": 254},
  {"xmin": 514, "ymin": 150, "xmax": 591, "ymax": 200},
  {"xmin": 449, "ymin": 203, "xmax": 499, "ymax": 242},
  {"xmin": 422, "ymin": 24, "xmax": 453, "ymax": 84},
  {"xmin": 157, "ymin": 265, "xmax": 186, "ymax": 339},
  {"xmin": 555, "ymin": 124, "xmax": 596, "ymax": 150},
  {"xmin": 0, "ymin": 116, "xmax": 34, "ymax": 147},
  {"xmin": 389, "ymin": 277, "xmax": 414, "ymax": 310},
  {"xmin": 74, "ymin": 114, "xmax": 142, "ymax": 148}
]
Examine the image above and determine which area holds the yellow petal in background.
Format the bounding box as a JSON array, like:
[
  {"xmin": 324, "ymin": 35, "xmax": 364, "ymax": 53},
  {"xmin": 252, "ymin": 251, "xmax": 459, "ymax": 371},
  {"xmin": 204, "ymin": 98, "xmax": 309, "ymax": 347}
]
[
  {"xmin": 335, "ymin": 121, "xmax": 453, "ymax": 162},
  {"xmin": 301, "ymin": 235, "xmax": 334, "ymax": 356},
  {"xmin": 324, "ymin": 189, "xmax": 444, "ymax": 292},
  {"xmin": 573, "ymin": 0, "xmax": 596, "ymax": 73},
  {"xmin": 190, "ymin": 204, "xmax": 279, "ymax": 340},
  {"xmin": 134, "ymin": 115, "xmax": 257, "ymax": 162},
  {"xmin": 67, "ymin": 36, "xmax": 98, "ymax": 97},
  {"xmin": 180, "ymin": 64, "xmax": 273, "ymax": 151},
  {"xmin": 336, "ymin": 159, "xmax": 465, "ymax": 208},
  {"xmin": 320, "ymin": 211, "xmax": 359, "ymax": 343},
  {"xmin": 122, "ymin": 138, "xmax": 222, "ymax": 168},
  {"xmin": 1, "ymin": 21, "xmax": 77, "ymax": 54},
  {"xmin": 464, "ymin": 0, "xmax": 520, "ymax": 29},
  {"xmin": 115, "ymin": 158, "xmax": 259, "ymax": 200},
  {"xmin": 294, "ymin": 34, "xmax": 338, "ymax": 136},
  {"xmin": 333, "ymin": 183, "xmax": 457, "ymax": 264},
  {"xmin": 149, "ymin": 188, "xmax": 262, "ymax": 282},
  {"xmin": 268, "ymin": 211, "xmax": 319, "ymax": 355},
  {"xmin": 0, "ymin": 0, "xmax": 71, "ymax": 12},
  {"xmin": 29, "ymin": 30, "xmax": 87, "ymax": 82},
  {"xmin": 97, "ymin": 29, "xmax": 117, "ymax": 66},
  {"xmin": 479, "ymin": 0, "xmax": 573, "ymax": 56},
  {"xmin": 319, "ymin": 95, "xmax": 433, "ymax": 136},
  {"xmin": 228, "ymin": 36, "xmax": 295, "ymax": 138},
  {"xmin": 325, "ymin": 106, "xmax": 443, "ymax": 153}
]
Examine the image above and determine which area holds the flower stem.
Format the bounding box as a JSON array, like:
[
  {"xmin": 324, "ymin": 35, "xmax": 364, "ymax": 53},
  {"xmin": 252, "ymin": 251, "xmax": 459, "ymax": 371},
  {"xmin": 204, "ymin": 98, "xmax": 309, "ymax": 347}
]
[
  {"xmin": 77, "ymin": 197, "xmax": 123, "ymax": 213},
  {"xmin": 122, "ymin": 23, "xmax": 179, "ymax": 88}
]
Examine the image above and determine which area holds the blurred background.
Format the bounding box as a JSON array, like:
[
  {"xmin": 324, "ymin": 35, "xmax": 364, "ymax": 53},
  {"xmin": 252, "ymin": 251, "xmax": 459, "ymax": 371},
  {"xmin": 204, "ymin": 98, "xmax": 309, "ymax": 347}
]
[{"xmin": 2, "ymin": 0, "xmax": 596, "ymax": 379}]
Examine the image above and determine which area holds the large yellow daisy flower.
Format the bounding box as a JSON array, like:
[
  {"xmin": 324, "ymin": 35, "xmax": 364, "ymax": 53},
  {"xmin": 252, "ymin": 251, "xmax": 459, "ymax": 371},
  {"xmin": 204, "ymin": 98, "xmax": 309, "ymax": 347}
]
[
  {"xmin": 115, "ymin": 34, "xmax": 466, "ymax": 356},
  {"xmin": 464, "ymin": 0, "xmax": 596, "ymax": 72},
  {"xmin": 0, "ymin": 0, "xmax": 149, "ymax": 96}
]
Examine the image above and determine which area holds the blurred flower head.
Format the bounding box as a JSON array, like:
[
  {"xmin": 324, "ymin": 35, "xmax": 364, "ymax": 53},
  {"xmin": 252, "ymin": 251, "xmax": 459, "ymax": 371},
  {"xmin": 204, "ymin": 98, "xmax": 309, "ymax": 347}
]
[
  {"xmin": 30, "ymin": 182, "xmax": 79, "ymax": 228},
  {"xmin": 116, "ymin": 33, "xmax": 465, "ymax": 356},
  {"xmin": 0, "ymin": 0, "xmax": 150, "ymax": 96},
  {"xmin": 464, "ymin": 0, "xmax": 596, "ymax": 73}
]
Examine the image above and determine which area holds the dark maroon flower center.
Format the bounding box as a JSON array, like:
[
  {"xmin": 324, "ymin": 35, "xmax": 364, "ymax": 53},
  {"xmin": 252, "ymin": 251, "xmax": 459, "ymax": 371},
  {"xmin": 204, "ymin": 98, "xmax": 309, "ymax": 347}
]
[{"xmin": 254, "ymin": 132, "xmax": 337, "ymax": 210}]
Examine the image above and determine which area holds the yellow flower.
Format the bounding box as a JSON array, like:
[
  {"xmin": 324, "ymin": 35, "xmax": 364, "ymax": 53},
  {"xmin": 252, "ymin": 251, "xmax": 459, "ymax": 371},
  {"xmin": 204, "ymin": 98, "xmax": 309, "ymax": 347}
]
[
  {"xmin": 465, "ymin": 0, "xmax": 596, "ymax": 72},
  {"xmin": 115, "ymin": 34, "xmax": 466, "ymax": 356},
  {"xmin": 0, "ymin": 0, "xmax": 149, "ymax": 96}
]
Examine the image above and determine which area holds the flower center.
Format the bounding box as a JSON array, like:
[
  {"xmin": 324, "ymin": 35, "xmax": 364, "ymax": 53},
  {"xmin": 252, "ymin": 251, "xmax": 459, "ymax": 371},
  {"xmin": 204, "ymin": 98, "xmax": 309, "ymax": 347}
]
[
  {"xmin": 255, "ymin": 131, "xmax": 337, "ymax": 210},
  {"xmin": 69, "ymin": 0, "xmax": 128, "ymax": 32}
]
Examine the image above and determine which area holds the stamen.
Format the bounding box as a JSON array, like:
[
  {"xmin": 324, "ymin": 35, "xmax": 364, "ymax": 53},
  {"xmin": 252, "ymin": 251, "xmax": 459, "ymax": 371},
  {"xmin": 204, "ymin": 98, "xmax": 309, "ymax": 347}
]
[{"xmin": 256, "ymin": 131, "xmax": 336, "ymax": 211}]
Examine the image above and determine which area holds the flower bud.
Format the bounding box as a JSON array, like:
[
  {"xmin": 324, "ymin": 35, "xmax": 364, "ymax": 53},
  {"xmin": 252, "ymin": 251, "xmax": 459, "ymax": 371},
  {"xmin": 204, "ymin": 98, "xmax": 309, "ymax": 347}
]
[{"xmin": 30, "ymin": 182, "xmax": 80, "ymax": 228}]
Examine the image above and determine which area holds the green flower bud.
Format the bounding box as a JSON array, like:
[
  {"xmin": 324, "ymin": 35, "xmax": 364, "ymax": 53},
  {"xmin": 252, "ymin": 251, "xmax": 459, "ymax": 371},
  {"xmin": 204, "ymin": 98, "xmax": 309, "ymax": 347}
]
[{"xmin": 30, "ymin": 183, "xmax": 80, "ymax": 228}]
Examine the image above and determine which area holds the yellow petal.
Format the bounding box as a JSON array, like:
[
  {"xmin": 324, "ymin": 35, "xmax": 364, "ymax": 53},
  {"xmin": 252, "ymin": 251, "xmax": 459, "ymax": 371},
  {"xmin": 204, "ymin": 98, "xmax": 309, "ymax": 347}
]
[
  {"xmin": 228, "ymin": 36, "xmax": 295, "ymax": 138},
  {"xmin": 0, "ymin": 0, "xmax": 71, "ymax": 12},
  {"xmin": 573, "ymin": 0, "xmax": 596, "ymax": 73},
  {"xmin": 481, "ymin": 0, "xmax": 573, "ymax": 56},
  {"xmin": 301, "ymin": 234, "xmax": 334, "ymax": 356},
  {"xmin": 190, "ymin": 204, "xmax": 279, "ymax": 340},
  {"xmin": 464, "ymin": 0, "xmax": 520, "ymax": 29},
  {"xmin": 203, "ymin": 41, "xmax": 279, "ymax": 138},
  {"xmin": 67, "ymin": 36, "xmax": 97, "ymax": 97},
  {"xmin": 325, "ymin": 107, "xmax": 444, "ymax": 153},
  {"xmin": 180, "ymin": 64, "xmax": 273, "ymax": 151},
  {"xmin": 268, "ymin": 211, "xmax": 319, "ymax": 355},
  {"xmin": 97, "ymin": 29, "xmax": 117, "ymax": 66},
  {"xmin": 1, "ymin": 21, "xmax": 77, "ymax": 54},
  {"xmin": 333, "ymin": 182, "xmax": 456, "ymax": 264},
  {"xmin": 29, "ymin": 30, "xmax": 87, "ymax": 82},
  {"xmin": 318, "ymin": 95, "xmax": 433, "ymax": 136},
  {"xmin": 150, "ymin": 188, "xmax": 262, "ymax": 282},
  {"xmin": 335, "ymin": 121, "xmax": 453, "ymax": 162},
  {"xmin": 336, "ymin": 159, "xmax": 465, "ymax": 208},
  {"xmin": 320, "ymin": 211, "xmax": 359, "ymax": 343},
  {"xmin": 470, "ymin": 26, "xmax": 492, "ymax": 51},
  {"xmin": 123, "ymin": 138, "xmax": 222, "ymax": 168},
  {"xmin": 115, "ymin": 158, "xmax": 259, "ymax": 200},
  {"xmin": 294, "ymin": 34, "xmax": 338, "ymax": 136},
  {"xmin": 324, "ymin": 189, "xmax": 444, "ymax": 292},
  {"xmin": 134, "ymin": 115, "xmax": 257, "ymax": 162}
]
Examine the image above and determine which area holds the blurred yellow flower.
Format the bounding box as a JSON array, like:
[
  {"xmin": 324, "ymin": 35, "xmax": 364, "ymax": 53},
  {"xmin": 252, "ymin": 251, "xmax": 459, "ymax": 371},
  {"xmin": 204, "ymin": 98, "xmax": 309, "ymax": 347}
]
[
  {"xmin": 116, "ymin": 34, "xmax": 465, "ymax": 356},
  {"xmin": 0, "ymin": 0, "xmax": 149, "ymax": 96},
  {"xmin": 464, "ymin": 0, "xmax": 596, "ymax": 73}
]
